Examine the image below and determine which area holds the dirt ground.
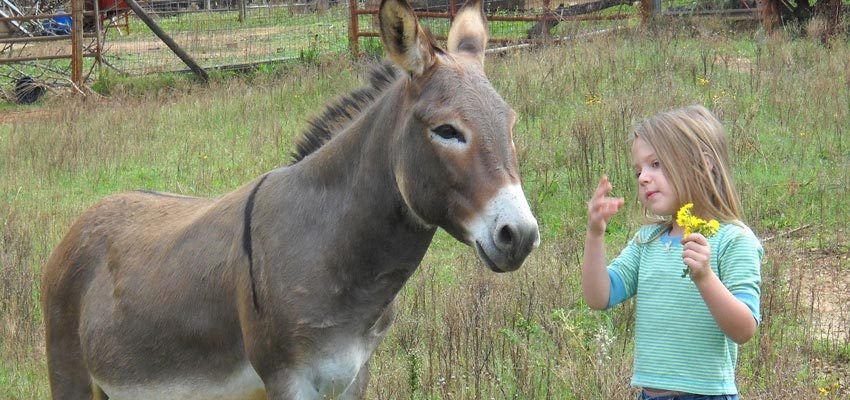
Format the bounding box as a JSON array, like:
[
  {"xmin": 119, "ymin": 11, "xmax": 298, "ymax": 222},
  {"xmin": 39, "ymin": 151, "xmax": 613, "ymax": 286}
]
[
  {"xmin": 2, "ymin": 24, "xmax": 293, "ymax": 60},
  {"xmin": 0, "ymin": 109, "xmax": 54, "ymax": 124},
  {"xmin": 767, "ymin": 228, "xmax": 850, "ymax": 395}
]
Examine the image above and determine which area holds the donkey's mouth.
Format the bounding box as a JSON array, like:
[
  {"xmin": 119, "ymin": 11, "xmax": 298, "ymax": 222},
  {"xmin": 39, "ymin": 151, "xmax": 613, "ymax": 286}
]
[{"xmin": 475, "ymin": 241, "xmax": 506, "ymax": 273}]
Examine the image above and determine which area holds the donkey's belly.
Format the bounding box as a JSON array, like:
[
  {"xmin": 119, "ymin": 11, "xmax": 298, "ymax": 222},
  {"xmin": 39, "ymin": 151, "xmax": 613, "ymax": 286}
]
[
  {"xmin": 94, "ymin": 362, "xmax": 265, "ymax": 400},
  {"xmin": 81, "ymin": 275, "xmax": 257, "ymax": 399}
]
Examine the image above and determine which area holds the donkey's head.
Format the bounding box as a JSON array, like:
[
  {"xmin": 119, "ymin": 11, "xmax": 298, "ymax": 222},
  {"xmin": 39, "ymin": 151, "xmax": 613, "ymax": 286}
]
[{"xmin": 380, "ymin": 0, "xmax": 539, "ymax": 272}]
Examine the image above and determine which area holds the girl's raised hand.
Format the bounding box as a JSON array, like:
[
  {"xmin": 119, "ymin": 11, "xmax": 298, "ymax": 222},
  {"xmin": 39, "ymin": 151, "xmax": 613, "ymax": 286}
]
[{"xmin": 587, "ymin": 175, "xmax": 624, "ymax": 236}]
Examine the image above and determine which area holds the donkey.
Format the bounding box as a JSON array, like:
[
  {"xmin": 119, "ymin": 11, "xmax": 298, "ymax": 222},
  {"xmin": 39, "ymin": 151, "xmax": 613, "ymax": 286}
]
[{"xmin": 41, "ymin": 0, "xmax": 539, "ymax": 398}]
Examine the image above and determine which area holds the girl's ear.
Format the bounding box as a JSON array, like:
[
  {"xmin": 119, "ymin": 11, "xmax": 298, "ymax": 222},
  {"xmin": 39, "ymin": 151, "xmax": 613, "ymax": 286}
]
[
  {"xmin": 701, "ymin": 151, "xmax": 716, "ymax": 172},
  {"xmin": 703, "ymin": 152, "xmax": 722, "ymax": 185}
]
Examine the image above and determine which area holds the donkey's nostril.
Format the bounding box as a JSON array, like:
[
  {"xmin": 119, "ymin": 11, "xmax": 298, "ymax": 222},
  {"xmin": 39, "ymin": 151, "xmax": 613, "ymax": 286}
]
[{"xmin": 495, "ymin": 224, "xmax": 516, "ymax": 251}]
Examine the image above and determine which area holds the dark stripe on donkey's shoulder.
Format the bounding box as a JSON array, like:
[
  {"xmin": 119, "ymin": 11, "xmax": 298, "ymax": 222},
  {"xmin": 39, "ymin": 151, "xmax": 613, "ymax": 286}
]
[{"xmin": 243, "ymin": 173, "xmax": 270, "ymax": 313}]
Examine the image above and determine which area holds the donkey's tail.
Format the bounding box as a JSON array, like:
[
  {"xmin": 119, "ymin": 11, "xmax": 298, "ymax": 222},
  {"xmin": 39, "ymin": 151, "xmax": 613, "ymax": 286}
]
[{"xmin": 42, "ymin": 222, "xmax": 100, "ymax": 400}]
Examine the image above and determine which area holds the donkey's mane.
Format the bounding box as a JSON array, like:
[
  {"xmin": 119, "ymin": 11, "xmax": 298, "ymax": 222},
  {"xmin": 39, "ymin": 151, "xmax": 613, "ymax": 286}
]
[{"xmin": 290, "ymin": 62, "xmax": 402, "ymax": 164}]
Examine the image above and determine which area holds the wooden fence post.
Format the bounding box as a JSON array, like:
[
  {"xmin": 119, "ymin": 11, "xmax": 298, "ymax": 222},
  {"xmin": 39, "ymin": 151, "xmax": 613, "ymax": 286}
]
[
  {"xmin": 639, "ymin": 0, "xmax": 652, "ymax": 23},
  {"xmin": 71, "ymin": 0, "xmax": 84, "ymax": 87},
  {"xmin": 761, "ymin": 0, "xmax": 778, "ymax": 32},
  {"xmin": 348, "ymin": 0, "xmax": 359, "ymax": 57}
]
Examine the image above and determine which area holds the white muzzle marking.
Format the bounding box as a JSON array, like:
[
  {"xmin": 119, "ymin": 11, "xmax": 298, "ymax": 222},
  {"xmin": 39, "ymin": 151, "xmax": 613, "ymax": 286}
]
[{"xmin": 465, "ymin": 184, "xmax": 540, "ymax": 272}]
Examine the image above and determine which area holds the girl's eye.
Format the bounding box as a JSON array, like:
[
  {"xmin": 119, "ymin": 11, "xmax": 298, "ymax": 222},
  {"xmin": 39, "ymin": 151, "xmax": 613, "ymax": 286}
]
[
  {"xmin": 634, "ymin": 170, "xmax": 641, "ymax": 179},
  {"xmin": 431, "ymin": 124, "xmax": 466, "ymax": 143},
  {"xmin": 651, "ymin": 160, "xmax": 661, "ymax": 169}
]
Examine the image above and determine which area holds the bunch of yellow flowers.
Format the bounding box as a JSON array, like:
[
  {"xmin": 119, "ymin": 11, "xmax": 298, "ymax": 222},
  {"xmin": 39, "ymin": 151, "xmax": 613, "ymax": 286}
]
[
  {"xmin": 677, "ymin": 203, "xmax": 720, "ymax": 277},
  {"xmin": 677, "ymin": 203, "xmax": 720, "ymax": 237}
]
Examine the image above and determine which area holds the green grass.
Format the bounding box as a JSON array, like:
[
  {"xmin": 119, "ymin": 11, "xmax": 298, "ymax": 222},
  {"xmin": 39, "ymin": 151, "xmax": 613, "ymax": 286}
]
[{"xmin": 2, "ymin": 23, "xmax": 850, "ymax": 399}]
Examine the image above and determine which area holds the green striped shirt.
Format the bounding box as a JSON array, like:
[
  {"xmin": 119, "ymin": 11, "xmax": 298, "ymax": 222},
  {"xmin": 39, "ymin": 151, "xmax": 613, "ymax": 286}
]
[{"xmin": 607, "ymin": 222, "xmax": 763, "ymax": 395}]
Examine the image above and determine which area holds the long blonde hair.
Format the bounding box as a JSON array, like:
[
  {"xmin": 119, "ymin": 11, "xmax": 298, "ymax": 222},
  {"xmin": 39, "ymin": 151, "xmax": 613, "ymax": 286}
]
[{"xmin": 632, "ymin": 105, "xmax": 743, "ymax": 229}]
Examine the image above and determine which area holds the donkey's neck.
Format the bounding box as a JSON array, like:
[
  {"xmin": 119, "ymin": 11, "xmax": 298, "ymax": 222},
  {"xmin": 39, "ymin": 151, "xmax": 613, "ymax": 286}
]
[{"xmin": 274, "ymin": 79, "xmax": 435, "ymax": 299}]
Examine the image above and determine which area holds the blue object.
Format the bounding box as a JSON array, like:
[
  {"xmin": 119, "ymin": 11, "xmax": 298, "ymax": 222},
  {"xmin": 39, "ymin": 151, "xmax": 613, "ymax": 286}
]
[{"xmin": 42, "ymin": 16, "xmax": 72, "ymax": 35}]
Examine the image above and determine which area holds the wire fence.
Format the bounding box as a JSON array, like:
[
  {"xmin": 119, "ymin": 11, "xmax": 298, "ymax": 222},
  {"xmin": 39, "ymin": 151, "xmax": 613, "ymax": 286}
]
[
  {"xmin": 1, "ymin": 0, "xmax": 768, "ymax": 100},
  {"xmin": 100, "ymin": 2, "xmax": 353, "ymax": 74},
  {"xmin": 95, "ymin": 0, "xmax": 641, "ymax": 74},
  {"xmin": 1, "ymin": 0, "xmax": 643, "ymax": 78}
]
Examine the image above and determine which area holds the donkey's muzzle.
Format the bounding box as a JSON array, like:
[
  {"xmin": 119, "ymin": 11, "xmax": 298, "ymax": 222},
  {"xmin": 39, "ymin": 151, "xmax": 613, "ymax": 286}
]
[
  {"xmin": 468, "ymin": 185, "xmax": 540, "ymax": 273},
  {"xmin": 491, "ymin": 220, "xmax": 540, "ymax": 271},
  {"xmin": 480, "ymin": 218, "xmax": 539, "ymax": 272}
]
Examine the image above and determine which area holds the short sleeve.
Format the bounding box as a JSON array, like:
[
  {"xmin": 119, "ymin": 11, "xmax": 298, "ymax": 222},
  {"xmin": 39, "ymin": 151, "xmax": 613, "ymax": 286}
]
[
  {"xmin": 717, "ymin": 225, "xmax": 763, "ymax": 323},
  {"xmin": 606, "ymin": 232, "xmax": 642, "ymax": 309}
]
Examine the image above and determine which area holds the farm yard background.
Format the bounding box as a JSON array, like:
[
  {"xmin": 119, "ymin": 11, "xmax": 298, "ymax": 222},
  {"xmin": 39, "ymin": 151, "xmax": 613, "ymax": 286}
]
[
  {"xmin": 2, "ymin": 7, "xmax": 850, "ymax": 400},
  {"xmin": 1, "ymin": 0, "xmax": 763, "ymax": 83}
]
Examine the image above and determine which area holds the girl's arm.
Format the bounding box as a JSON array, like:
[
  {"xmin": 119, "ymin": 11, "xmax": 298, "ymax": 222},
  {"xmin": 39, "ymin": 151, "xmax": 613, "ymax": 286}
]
[
  {"xmin": 683, "ymin": 234, "xmax": 757, "ymax": 344},
  {"xmin": 582, "ymin": 175, "xmax": 624, "ymax": 310}
]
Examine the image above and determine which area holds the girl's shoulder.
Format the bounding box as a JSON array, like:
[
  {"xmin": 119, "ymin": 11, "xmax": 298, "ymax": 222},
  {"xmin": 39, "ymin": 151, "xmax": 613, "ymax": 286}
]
[
  {"xmin": 717, "ymin": 221, "xmax": 759, "ymax": 240},
  {"xmin": 716, "ymin": 221, "xmax": 764, "ymax": 252},
  {"xmin": 634, "ymin": 223, "xmax": 668, "ymax": 244}
]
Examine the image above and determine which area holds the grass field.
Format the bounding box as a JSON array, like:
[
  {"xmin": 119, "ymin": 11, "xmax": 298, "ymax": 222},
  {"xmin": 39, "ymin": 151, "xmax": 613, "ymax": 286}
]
[{"xmin": 1, "ymin": 22, "xmax": 849, "ymax": 399}]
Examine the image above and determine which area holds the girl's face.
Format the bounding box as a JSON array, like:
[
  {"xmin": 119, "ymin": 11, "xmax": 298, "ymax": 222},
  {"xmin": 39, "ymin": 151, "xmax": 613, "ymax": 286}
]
[{"xmin": 632, "ymin": 137, "xmax": 680, "ymax": 217}]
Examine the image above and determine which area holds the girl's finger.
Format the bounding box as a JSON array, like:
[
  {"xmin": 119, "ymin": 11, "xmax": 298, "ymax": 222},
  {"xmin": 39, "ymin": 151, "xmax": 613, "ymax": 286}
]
[
  {"xmin": 592, "ymin": 175, "xmax": 612, "ymax": 200},
  {"xmin": 683, "ymin": 241, "xmax": 711, "ymax": 256},
  {"xmin": 682, "ymin": 250, "xmax": 708, "ymax": 265},
  {"xmin": 604, "ymin": 199, "xmax": 624, "ymax": 215},
  {"xmin": 681, "ymin": 233, "xmax": 708, "ymax": 246}
]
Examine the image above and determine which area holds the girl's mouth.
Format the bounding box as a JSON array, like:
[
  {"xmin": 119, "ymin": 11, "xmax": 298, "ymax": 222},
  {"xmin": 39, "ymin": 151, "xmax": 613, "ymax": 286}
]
[{"xmin": 646, "ymin": 191, "xmax": 658, "ymax": 199}]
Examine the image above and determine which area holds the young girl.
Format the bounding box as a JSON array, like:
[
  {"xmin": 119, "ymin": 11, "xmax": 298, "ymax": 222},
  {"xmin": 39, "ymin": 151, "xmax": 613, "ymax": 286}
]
[{"xmin": 582, "ymin": 105, "xmax": 762, "ymax": 400}]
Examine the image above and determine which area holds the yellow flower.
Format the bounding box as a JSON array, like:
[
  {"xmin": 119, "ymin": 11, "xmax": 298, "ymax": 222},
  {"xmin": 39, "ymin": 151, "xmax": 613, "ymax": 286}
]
[
  {"xmin": 697, "ymin": 76, "xmax": 710, "ymax": 86},
  {"xmin": 676, "ymin": 203, "xmax": 693, "ymax": 229},
  {"xmin": 677, "ymin": 203, "xmax": 720, "ymax": 278},
  {"xmin": 584, "ymin": 93, "xmax": 603, "ymax": 105},
  {"xmin": 701, "ymin": 219, "xmax": 720, "ymax": 237},
  {"xmin": 677, "ymin": 203, "xmax": 719, "ymax": 237}
]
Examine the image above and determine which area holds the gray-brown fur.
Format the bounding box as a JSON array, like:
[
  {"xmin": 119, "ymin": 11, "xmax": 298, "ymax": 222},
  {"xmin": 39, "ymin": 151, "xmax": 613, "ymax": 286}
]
[{"xmin": 42, "ymin": 0, "xmax": 538, "ymax": 398}]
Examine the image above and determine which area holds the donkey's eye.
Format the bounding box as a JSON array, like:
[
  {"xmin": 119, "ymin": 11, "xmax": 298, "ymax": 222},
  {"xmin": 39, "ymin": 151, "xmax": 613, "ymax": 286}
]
[{"xmin": 431, "ymin": 124, "xmax": 466, "ymax": 143}]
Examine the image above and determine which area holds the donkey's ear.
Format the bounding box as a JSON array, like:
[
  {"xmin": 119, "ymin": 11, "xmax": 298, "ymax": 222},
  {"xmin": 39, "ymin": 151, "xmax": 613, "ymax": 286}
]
[
  {"xmin": 447, "ymin": 0, "xmax": 488, "ymax": 65},
  {"xmin": 379, "ymin": 0, "xmax": 437, "ymax": 77}
]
